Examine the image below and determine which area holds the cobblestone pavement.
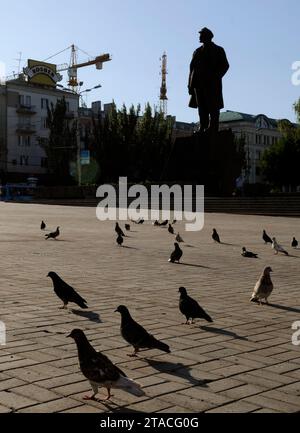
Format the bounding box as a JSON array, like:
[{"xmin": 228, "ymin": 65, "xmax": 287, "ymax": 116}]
[{"xmin": 0, "ymin": 202, "xmax": 300, "ymax": 413}]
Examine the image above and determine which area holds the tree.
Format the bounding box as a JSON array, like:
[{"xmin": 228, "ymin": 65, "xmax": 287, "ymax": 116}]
[
  {"xmin": 43, "ymin": 98, "xmax": 77, "ymax": 184},
  {"xmin": 92, "ymin": 102, "xmax": 173, "ymax": 182}
]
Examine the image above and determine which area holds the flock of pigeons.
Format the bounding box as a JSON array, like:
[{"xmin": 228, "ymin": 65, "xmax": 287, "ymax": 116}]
[{"xmin": 39, "ymin": 218, "xmax": 298, "ymax": 402}]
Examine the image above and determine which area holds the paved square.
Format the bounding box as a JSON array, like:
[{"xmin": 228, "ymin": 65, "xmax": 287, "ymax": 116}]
[{"xmin": 0, "ymin": 202, "xmax": 300, "ymax": 413}]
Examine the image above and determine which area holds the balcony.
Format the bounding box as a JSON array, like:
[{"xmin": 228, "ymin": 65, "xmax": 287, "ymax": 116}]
[
  {"xmin": 16, "ymin": 104, "xmax": 37, "ymax": 115},
  {"xmin": 16, "ymin": 123, "xmax": 36, "ymax": 134}
]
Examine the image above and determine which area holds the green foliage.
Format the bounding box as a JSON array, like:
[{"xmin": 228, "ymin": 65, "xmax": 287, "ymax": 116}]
[
  {"xmin": 261, "ymin": 135, "xmax": 300, "ymax": 188},
  {"xmin": 92, "ymin": 102, "xmax": 173, "ymax": 182},
  {"xmin": 261, "ymin": 101, "xmax": 300, "ymax": 189},
  {"xmin": 44, "ymin": 98, "xmax": 77, "ymax": 184}
]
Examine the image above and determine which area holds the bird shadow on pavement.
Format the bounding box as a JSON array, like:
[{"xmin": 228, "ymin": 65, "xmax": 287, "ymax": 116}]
[
  {"xmin": 178, "ymin": 263, "xmax": 213, "ymax": 270},
  {"xmin": 121, "ymin": 246, "xmax": 140, "ymax": 250},
  {"xmin": 220, "ymin": 242, "xmax": 240, "ymax": 247},
  {"xmin": 266, "ymin": 303, "xmax": 300, "ymax": 314},
  {"xmin": 200, "ymin": 325, "xmax": 248, "ymax": 341},
  {"xmin": 144, "ymin": 358, "xmax": 211, "ymax": 387},
  {"xmin": 71, "ymin": 309, "xmax": 102, "ymax": 323}
]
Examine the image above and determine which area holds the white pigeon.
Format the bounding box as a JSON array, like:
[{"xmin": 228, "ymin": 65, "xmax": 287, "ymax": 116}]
[
  {"xmin": 176, "ymin": 233, "xmax": 184, "ymax": 243},
  {"xmin": 272, "ymin": 237, "xmax": 289, "ymax": 256},
  {"xmin": 250, "ymin": 266, "xmax": 273, "ymax": 305}
]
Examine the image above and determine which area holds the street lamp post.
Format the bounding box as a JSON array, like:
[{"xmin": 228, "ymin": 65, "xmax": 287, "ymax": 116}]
[{"xmin": 76, "ymin": 84, "xmax": 102, "ymax": 186}]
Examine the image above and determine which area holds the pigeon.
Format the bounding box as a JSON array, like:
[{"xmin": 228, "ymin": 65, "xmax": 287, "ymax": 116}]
[
  {"xmin": 176, "ymin": 233, "xmax": 184, "ymax": 243},
  {"xmin": 47, "ymin": 272, "xmax": 88, "ymax": 309},
  {"xmin": 125, "ymin": 224, "xmax": 131, "ymax": 232},
  {"xmin": 68, "ymin": 329, "xmax": 145, "ymax": 401},
  {"xmin": 130, "ymin": 219, "xmax": 139, "ymax": 224},
  {"xmin": 117, "ymin": 234, "xmax": 124, "ymax": 246},
  {"xmin": 138, "ymin": 218, "xmax": 145, "ymax": 225},
  {"xmin": 168, "ymin": 224, "xmax": 175, "ymax": 235},
  {"xmin": 250, "ymin": 266, "xmax": 273, "ymax": 305},
  {"xmin": 212, "ymin": 228, "xmax": 221, "ymax": 243},
  {"xmin": 115, "ymin": 223, "xmax": 125, "ymax": 237},
  {"xmin": 272, "ymin": 237, "xmax": 289, "ymax": 256},
  {"xmin": 169, "ymin": 242, "xmax": 183, "ymax": 263},
  {"xmin": 179, "ymin": 287, "xmax": 213, "ymax": 325},
  {"xmin": 45, "ymin": 227, "xmax": 60, "ymax": 240},
  {"xmin": 160, "ymin": 220, "xmax": 168, "ymax": 227},
  {"xmin": 242, "ymin": 247, "xmax": 258, "ymax": 258},
  {"xmin": 153, "ymin": 220, "xmax": 159, "ymax": 226},
  {"xmin": 172, "ymin": 219, "xmax": 177, "ymax": 225},
  {"xmin": 41, "ymin": 221, "xmax": 46, "ymax": 230},
  {"xmin": 262, "ymin": 230, "xmax": 272, "ymax": 244},
  {"xmin": 115, "ymin": 306, "xmax": 170, "ymax": 357},
  {"xmin": 292, "ymin": 237, "xmax": 298, "ymax": 248}
]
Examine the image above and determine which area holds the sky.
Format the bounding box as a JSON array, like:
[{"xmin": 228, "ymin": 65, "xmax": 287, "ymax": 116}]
[{"xmin": 1, "ymin": 0, "xmax": 300, "ymax": 123}]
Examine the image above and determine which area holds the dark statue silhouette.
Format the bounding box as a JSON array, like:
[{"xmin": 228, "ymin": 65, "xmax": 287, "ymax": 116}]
[{"xmin": 188, "ymin": 27, "xmax": 229, "ymax": 133}]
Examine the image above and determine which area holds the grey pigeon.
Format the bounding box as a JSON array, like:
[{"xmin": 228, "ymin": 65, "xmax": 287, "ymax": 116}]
[
  {"xmin": 272, "ymin": 237, "xmax": 289, "ymax": 256},
  {"xmin": 292, "ymin": 237, "xmax": 298, "ymax": 248},
  {"xmin": 68, "ymin": 329, "xmax": 145, "ymax": 401},
  {"xmin": 115, "ymin": 306, "xmax": 170, "ymax": 357},
  {"xmin": 160, "ymin": 220, "xmax": 168, "ymax": 227},
  {"xmin": 117, "ymin": 234, "xmax": 124, "ymax": 246},
  {"xmin": 242, "ymin": 247, "xmax": 258, "ymax": 258},
  {"xmin": 250, "ymin": 266, "xmax": 273, "ymax": 305},
  {"xmin": 47, "ymin": 272, "xmax": 88, "ymax": 309},
  {"xmin": 168, "ymin": 224, "xmax": 175, "ymax": 235},
  {"xmin": 45, "ymin": 227, "xmax": 60, "ymax": 240},
  {"xmin": 212, "ymin": 228, "xmax": 220, "ymax": 243},
  {"xmin": 169, "ymin": 242, "xmax": 183, "ymax": 263},
  {"xmin": 115, "ymin": 223, "xmax": 125, "ymax": 237},
  {"xmin": 179, "ymin": 287, "xmax": 213, "ymax": 325},
  {"xmin": 176, "ymin": 233, "xmax": 184, "ymax": 243},
  {"xmin": 262, "ymin": 230, "xmax": 272, "ymax": 244}
]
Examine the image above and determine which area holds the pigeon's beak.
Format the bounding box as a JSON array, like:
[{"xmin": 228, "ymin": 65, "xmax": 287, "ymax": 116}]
[
  {"xmin": 114, "ymin": 309, "xmax": 118, "ymax": 313},
  {"xmin": 66, "ymin": 333, "xmax": 71, "ymax": 338}
]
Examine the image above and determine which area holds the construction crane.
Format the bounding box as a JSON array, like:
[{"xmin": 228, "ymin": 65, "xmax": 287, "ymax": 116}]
[
  {"xmin": 160, "ymin": 52, "xmax": 168, "ymax": 116},
  {"xmin": 46, "ymin": 44, "xmax": 111, "ymax": 92}
]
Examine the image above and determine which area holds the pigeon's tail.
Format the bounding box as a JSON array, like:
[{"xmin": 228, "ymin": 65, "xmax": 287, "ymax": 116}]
[
  {"xmin": 203, "ymin": 312, "xmax": 213, "ymax": 323},
  {"xmin": 151, "ymin": 338, "xmax": 171, "ymax": 353},
  {"xmin": 74, "ymin": 296, "xmax": 88, "ymax": 309},
  {"xmin": 115, "ymin": 376, "xmax": 145, "ymax": 397},
  {"xmin": 283, "ymin": 250, "xmax": 289, "ymax": 256},
  {"xmin": 250, "ymin": 295, "xmax": 258, "ymax": 303}
]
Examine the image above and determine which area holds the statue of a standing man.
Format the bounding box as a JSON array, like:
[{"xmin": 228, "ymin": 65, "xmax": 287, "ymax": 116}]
[{"xmin": 188, "ymin": 27, "xmax": 229, "ymax": 133}]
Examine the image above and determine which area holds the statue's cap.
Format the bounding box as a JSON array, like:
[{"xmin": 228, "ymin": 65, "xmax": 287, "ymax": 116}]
[{"xmin": 199, "ymin": 27, "xmax": 214, "ymax": 39}]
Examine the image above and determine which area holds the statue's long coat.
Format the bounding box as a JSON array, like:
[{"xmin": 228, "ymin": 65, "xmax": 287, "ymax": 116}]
[{"xmin": 188, "ymin": 42, "xmax": 229, "ymax": 110}]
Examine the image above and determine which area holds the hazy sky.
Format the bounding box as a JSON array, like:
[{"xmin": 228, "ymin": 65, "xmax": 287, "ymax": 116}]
[{"xmin": 1, "ymin": 0, "xmax": 300, "ymax": 122}]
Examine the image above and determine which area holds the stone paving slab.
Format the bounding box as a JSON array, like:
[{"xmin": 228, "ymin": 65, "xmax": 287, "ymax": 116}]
[{"xmin": 0, "ymin": 202, "xmax": 300, "ymax": 413}]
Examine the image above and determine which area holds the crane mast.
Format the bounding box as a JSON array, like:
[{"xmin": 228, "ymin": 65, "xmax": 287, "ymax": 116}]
[{"xmin": 160, "ymin": 52, "xmax": 168, "ymax": 116}]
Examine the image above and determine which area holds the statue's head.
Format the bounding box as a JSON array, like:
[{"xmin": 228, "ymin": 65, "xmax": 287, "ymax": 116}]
[{"xmin": 199, "ymin": 27, "xmax": 214, "ymax": 43}]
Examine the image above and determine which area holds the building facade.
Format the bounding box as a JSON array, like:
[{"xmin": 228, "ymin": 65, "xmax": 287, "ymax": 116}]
[
  {"xmin": 219, "ymin": 110, "xmax": 287, "ymax": 184},
  {"xmin": 0, "ymin": 63, "xmax": 78, "ymax": 182}
]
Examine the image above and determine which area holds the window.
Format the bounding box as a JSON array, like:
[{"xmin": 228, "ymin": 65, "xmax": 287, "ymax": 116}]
[
  {"xmin": 20, "ymin": 155, "xmax": 29, "ymax": 166},
  {"xmin": 18, "ymin": 136, "xmax": 31, "ymax": 146},
  {"xmin": 41, "ymin": 98, "xmax": 49, "ymax": 109},
  {"xmin": 41, "ymin": 117, "xmax": 49, "ymax": 129},
  {"xmin": 256, "ymin": 134, "xmax": 261, "ymax": 145},
  {"xmin": 41, "ymin": 157, "xmax": 48, "ymax": 168},
  {"xmin": 256, "ymin": 150, "xmax": 261, "ymax": 160},
  {"xmin": 19, "ymin": 95, "xmax": 31, "ymax": 107}
]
